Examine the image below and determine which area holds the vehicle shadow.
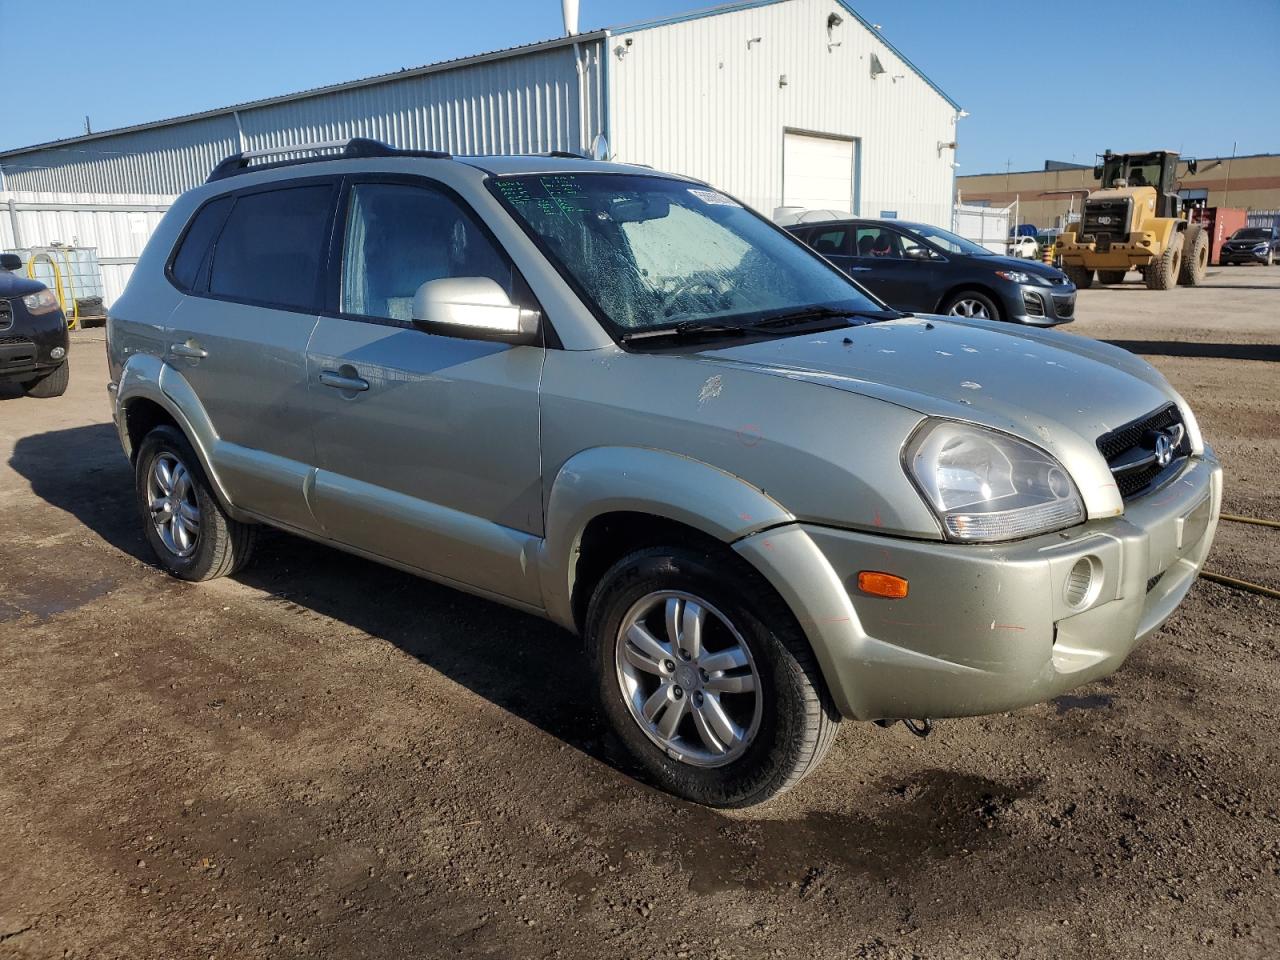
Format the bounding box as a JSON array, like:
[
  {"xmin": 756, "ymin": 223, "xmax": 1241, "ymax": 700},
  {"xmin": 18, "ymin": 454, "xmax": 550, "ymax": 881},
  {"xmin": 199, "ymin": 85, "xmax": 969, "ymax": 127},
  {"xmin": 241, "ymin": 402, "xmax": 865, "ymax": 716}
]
[
  {"xmin": 0, "ymin": 383, "xmax": 24, "ymax": 401},
  {"xmin": 7, "ymin": 423, "xmax": 619, "ymax": 771},
  {"xmin": 1105, "ymin": 339, "xmax": 1280, "ymax": 362}
]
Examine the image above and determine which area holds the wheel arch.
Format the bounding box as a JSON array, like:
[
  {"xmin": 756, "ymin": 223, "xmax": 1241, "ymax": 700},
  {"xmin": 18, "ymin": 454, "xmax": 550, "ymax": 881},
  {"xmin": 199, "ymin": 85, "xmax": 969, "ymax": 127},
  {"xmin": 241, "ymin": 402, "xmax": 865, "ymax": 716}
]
[
  {"xmin": 116, "ymin": 355, "xmax": 239, "ymax": 518},
  {"xmin": 538, "ymin": 447, "xmax": 796, "ymax": 634}
]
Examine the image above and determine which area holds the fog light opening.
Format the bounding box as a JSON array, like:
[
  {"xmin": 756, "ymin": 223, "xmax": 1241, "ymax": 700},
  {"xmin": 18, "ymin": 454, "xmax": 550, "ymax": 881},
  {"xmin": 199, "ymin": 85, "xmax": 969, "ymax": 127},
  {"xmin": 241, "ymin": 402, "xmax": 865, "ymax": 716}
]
[
  {"xmin": 1064, "ymin": 556, "xmax": 1100, "ymax": 609},
  {"xmin": 51, "ymin": 346, "xmax": 66, "ymax": 360}
]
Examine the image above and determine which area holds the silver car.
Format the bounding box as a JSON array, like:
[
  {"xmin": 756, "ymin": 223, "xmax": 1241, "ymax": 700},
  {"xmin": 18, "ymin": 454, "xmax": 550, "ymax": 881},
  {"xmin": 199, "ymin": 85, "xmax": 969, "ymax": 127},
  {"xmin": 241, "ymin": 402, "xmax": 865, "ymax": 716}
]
[{"xmin": 106, "ymin": 140, "xmax": 1221, "ymax": 807}]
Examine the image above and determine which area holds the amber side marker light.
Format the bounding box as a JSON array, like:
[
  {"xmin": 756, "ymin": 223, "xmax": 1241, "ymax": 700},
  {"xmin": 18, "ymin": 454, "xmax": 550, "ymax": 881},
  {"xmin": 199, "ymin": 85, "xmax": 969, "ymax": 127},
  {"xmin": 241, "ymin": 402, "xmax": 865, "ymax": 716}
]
[{"xmin": 857, "ymin": 571, "xmax": 909, "ymax": 599}]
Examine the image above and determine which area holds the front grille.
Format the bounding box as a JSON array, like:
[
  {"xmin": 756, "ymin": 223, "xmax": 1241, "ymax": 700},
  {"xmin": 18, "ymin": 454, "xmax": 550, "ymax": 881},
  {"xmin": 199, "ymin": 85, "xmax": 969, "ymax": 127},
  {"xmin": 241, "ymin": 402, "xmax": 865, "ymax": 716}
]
[
  {"xmin": 1096, "ymin": 404, "xmax": 1190, "ymax": 499},
  {"xmin": 0, "ymin": 299, "xmax": 11, "ymax": 332},
  {"xmin": 1082, "ymin": 199, "xmax": 1131, "ymax": 240},
  {"xmin": 1052, "ymin": 292, "xmax": 1076, "ymax": 316},
  {"xmin": 0, "ymin": 335, "xmax": 33, "ymax": 346}
]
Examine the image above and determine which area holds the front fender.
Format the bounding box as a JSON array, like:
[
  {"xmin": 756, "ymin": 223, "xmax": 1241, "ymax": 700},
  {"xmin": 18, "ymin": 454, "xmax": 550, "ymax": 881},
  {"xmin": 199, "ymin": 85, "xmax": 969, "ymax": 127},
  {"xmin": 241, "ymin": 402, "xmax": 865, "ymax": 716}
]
[
  {"xmin": 538, "ymin": 446, "xmax": 795, "ymax": 630},
  {"xmin": 116, "ymin": 354, "xmax": 241, "ymax": 519}
]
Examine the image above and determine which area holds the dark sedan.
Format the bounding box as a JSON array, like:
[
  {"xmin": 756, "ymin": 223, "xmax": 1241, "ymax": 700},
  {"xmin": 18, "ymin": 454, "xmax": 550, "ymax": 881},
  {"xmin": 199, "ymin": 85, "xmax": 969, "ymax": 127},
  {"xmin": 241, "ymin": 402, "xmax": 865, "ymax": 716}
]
[
  {"xmin": 1, "ymin": 253, "xmax": 70, "ymax": 397},
  {"xmin": 1219, "ymin": 227, "xmax": 1278, "ymax": 266},
  {"xmin": 787, "ymin": 219, "xmax": 1076, "ymax": 325}
]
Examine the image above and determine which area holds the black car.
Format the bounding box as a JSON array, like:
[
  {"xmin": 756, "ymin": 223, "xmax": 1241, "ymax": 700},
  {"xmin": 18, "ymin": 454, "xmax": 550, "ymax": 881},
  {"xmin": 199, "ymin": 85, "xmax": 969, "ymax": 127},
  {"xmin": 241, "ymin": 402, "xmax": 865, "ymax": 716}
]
[
  {"xmin": 787, "ymin": 219, "xmax": 1076, "ymax": 325},
  {"xmin": 1219, "ymin": 226, "xmax": 1279, "ymax": 266},
  {"xmin": 0, "ymin": 253, "xmax": 70, "ymax": 398}
]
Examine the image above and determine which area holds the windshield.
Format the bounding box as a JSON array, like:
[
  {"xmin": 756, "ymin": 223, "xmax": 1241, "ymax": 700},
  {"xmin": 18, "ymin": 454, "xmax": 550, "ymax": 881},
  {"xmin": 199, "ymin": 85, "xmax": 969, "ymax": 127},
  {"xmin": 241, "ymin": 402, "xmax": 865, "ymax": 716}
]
[
  {"xmin": 1101, "ymin": 154, "xmax": 1164, "ymax": 189},
  {"xmin": 900, "ymin": 222, "xmax": 993, "ymax": 256},
  {"xmin": 1231, "ymin": 228, "xmax": 1270, "ymax": 241},
  {"xmin": 488, "ymin": 173, "xmax": 880, "ymax": 334}
]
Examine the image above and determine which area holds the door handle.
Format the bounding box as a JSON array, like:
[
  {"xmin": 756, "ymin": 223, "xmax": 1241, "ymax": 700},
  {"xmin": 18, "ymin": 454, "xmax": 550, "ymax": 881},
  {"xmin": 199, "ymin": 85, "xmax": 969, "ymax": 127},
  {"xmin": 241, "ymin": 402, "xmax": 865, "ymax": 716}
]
[
  {"xmin": 170, "ymin": 340, "xmax": 208, "ymax": 358},
  {"xmin": 319, "ymin": 370, "xmax": 370, "ymax": 392}
]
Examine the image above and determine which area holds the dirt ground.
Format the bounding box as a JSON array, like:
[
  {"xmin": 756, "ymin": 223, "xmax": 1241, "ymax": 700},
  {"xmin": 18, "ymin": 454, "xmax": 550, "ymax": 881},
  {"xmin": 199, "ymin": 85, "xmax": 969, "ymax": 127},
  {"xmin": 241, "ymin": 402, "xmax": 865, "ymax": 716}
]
[{"xmin": 1, "ymin": 267, "xmax": 1277, "ymax": 960}]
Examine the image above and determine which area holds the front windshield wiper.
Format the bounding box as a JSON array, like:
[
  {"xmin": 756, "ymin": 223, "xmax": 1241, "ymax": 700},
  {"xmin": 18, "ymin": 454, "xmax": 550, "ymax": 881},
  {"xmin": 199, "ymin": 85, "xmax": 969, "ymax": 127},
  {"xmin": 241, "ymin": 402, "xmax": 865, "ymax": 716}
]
[
  {"xmin": 618, "ymin": 320, "xmax": 751, "ymax": 343},
  {"xmin": 751, "ymin": 305, "xmax": 908, "ymax": 329}
]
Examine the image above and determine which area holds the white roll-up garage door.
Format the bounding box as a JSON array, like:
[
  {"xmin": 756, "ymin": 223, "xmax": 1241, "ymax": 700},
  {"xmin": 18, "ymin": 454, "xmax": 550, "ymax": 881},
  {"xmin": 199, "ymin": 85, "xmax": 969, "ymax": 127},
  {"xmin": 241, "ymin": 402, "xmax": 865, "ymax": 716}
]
[{"xmin": 782, "ymin": 132, "xmax": 855, "ymax": 213}]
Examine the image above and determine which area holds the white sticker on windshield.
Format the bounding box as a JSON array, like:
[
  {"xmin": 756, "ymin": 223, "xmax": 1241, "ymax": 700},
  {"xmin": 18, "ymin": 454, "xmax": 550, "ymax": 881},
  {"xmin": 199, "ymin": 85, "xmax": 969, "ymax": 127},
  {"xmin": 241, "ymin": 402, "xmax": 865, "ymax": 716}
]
[{"xmin": 688, "ymin": 188, "xmax": 739, "ymax": 206}]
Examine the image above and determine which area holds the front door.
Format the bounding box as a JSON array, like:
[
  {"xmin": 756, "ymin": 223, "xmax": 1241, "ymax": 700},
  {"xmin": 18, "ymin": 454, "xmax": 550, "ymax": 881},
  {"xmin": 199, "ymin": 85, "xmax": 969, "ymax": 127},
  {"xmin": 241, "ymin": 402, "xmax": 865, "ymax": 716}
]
[
  {"xmin": 305, "ymin": 178, "xmax": 545, "ymax": 606},
  {"xmin": 164, "ymin": 179, "xmax": 338, "ymax": 532},
  {"xmin": 849, "ymin": 224, "xmax": 940, "ymax": 312}
]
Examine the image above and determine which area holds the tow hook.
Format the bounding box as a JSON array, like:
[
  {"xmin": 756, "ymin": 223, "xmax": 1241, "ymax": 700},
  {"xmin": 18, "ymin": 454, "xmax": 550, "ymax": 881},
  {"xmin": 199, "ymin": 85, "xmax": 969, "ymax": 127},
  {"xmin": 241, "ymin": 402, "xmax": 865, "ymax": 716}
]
[{"xmin": 875, "ymin": 718, "xmax": 934, "ymax": 739}]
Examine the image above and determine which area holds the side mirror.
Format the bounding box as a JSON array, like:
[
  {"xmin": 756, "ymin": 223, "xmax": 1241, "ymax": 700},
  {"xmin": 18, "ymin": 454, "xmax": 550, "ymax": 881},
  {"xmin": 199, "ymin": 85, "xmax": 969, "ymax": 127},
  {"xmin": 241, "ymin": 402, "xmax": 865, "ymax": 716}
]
[
  {"xmin": 412, "ymin": 277, "xmax": 539, "ymax": 344},
  {"xmin": 0, "ymin": 253, "xmax": 22, "ymax": 272},
  {"xmin": 905, "ymin": 246, "xmax": 934, "ymax": 260}
]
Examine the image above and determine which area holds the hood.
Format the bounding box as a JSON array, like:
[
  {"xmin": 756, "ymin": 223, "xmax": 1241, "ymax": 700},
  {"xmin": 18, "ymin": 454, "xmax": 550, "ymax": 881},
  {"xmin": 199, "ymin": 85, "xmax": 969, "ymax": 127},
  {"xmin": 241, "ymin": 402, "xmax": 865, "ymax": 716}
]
[
  {"xmin": 978, "ymin": 253, "xmax": 1065, "ymax": 279},
  {"xmin": 694, "ymin": 317, "xmax": 1189, "ymax": 516},
  {"xmin": 0, "ymin": 270, "xmax": 46, "ymax": 300}
]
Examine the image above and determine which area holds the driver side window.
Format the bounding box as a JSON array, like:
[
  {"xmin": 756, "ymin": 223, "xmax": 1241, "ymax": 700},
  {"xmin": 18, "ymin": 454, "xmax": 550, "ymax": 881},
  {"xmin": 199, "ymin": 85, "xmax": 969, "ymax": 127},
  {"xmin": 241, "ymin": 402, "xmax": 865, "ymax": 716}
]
[
  {"xmin": 854, "ymin": 226, "xmax": 926, "ymax": 260},
  {"xmin": 341, "ymin": 182, "xmax": 513, "ymax": 323}
]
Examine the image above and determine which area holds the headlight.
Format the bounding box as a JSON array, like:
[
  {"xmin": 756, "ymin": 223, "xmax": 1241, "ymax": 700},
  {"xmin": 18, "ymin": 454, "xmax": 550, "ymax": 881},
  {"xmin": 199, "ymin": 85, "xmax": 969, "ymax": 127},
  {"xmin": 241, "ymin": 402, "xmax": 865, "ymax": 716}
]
[
  {"xmin": 995, "ymin": 269, "xmax": 1034, "ymax": 284},
  {"xmin": 1254, "ymin": 243, "xmax": 1269, "ymax": 253},
  {"xmin": 22, "ymin": 288, "xmax": 60, "ymax": 316},
  {"xmin": 904, "ymin": 420, "xmax": 1084, "ymax": 542}
]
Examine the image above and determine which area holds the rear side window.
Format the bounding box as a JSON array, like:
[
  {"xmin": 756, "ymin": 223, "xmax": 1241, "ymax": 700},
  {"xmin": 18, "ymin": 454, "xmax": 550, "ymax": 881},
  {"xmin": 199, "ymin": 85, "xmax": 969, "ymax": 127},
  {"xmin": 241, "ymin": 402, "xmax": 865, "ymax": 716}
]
[
  {"xmin": 809, "ymin": 226, "xmax": 852, "ymax": 256},
  {"xmin": 169, "ymin": 196, "xmax": 232, "ymax": 291},
  {"xmin": 209, "ymin": 185, "xmax": 333, "ymax": 310}
]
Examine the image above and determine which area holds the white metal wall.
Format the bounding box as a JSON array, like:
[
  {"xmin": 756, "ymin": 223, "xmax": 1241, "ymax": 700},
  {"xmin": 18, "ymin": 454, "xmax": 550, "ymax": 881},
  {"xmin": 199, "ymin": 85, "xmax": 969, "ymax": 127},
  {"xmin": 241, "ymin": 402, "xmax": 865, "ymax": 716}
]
[
  {"xmin": 607, "ymin": 0, "xmax": 959, "ymax": 225},
  {"xmin": 1, "ymin": 40, "xmax": 606, "ymax": 195},
  {"xmin": 2, "ymin": 191, "xmax": 175, "ymax": 304}
]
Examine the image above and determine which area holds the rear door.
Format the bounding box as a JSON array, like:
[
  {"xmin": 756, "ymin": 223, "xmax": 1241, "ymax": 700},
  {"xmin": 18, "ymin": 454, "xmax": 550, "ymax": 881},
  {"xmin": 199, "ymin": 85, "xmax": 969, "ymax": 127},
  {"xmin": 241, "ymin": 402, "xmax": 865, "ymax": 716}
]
[
  {"xmin": 164, "ymin": 179, "xmax": 339, "ymax": 532},
  {"xmin": 304, "ymin": 177, "xmax": 544, "ymax": 605}
]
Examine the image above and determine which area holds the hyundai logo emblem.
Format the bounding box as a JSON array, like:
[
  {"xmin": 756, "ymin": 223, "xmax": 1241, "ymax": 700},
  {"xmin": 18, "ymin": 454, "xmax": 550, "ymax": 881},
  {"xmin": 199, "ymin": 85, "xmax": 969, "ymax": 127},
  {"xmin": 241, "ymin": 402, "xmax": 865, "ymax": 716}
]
[{"xmin": 1154, "ymin": 433, "xmax": 1174, "ymax": 468}]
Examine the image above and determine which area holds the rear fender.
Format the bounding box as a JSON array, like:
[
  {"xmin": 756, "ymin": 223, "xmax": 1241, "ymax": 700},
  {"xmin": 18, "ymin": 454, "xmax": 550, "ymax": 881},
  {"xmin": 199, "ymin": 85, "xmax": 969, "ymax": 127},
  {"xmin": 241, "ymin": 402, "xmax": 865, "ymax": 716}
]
[{"xmin": 115, "ymin": 354, "xmax": 242, "ymax": 519}]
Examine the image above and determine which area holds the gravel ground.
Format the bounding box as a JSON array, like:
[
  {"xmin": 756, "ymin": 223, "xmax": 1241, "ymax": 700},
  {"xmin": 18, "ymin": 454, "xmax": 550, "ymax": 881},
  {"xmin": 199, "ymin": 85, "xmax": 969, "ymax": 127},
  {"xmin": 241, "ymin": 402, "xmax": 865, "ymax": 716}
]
[{"xmin": 1, "ymin": 266, "xmax": 1277, "ymax": 960}]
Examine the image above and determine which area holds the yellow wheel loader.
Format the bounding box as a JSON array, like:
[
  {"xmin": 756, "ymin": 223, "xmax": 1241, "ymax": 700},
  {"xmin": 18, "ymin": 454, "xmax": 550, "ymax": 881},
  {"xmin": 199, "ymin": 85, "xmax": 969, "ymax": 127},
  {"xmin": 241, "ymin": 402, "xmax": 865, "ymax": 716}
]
[{"xmin": 1056, "ymin": 150, "xmax": 1208, "ymax": 291}]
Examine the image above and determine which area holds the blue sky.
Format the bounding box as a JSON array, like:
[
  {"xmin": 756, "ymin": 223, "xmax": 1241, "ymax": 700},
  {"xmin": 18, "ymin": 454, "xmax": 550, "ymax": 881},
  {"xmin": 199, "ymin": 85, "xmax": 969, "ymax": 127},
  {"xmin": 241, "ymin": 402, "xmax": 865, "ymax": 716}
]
[{"xmin": 1, "ymin": 0, "xmax": 1276, "ymax": 172}]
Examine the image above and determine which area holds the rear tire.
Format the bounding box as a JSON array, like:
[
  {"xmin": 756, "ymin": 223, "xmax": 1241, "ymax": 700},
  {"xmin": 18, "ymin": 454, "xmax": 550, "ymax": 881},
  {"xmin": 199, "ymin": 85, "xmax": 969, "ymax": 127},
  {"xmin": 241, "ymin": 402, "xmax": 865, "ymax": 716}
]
[
  {"xmin": 1096, "ymin": 270, "xmax": 1127, "ymax": 285},
  {"xmin": 1063, "ymin": 266, "xmax": 1094, "ymax": 289},
  {"xmin": 1145, "ymin": 232, "xmax": 1183, "ymax": 290},
  {"xmin": 21, "ymin": 360, "xmax": 69, "ymax": 398},
  {"xmin": 1179, "ymin": 225, "xmax": 1208, "ymax": 285},
  {"xmin": 134, "ymin": 425, "xmax": 256, "ymax": 582},
  {"xmin": 586, "ymin": 544, "xmax": 840, "ymax": 808}
]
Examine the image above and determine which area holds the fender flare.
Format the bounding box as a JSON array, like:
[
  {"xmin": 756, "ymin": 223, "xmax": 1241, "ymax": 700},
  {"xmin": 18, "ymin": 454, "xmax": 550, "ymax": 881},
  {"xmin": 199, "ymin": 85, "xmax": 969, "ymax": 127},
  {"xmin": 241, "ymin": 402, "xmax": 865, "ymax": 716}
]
[
  {"xmin": 538, "ymin": 446, "xmax": 795, "ymax": 631},
  {"xmin": 115, "ymin": 354, "xmax": 241, "ymax": 519}
]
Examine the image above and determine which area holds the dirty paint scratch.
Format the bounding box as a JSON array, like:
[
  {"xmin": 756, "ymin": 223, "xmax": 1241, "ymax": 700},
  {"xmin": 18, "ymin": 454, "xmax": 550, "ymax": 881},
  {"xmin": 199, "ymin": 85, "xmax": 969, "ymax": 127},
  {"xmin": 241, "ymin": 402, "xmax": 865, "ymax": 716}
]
[{"xmin": 698, "ymin": 375, "xmax": 723, "ymax": 404}]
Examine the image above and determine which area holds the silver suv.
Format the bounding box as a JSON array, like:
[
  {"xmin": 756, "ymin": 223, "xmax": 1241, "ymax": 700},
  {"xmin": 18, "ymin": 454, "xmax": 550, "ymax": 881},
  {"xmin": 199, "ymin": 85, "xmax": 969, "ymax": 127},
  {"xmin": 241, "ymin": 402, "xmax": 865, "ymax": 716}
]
[{"xmin": 107, "ymin": 140, "xmax": 1221, "ymax": 807}]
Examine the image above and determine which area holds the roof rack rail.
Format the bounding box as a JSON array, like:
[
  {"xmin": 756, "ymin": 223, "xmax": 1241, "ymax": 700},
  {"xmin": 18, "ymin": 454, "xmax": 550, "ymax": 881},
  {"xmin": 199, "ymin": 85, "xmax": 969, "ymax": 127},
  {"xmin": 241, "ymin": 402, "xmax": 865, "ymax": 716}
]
[
  {"xmin": 541, "ymin": 150, "xmax": 591, "ymax": 160},
  {"xmin": 206, "ymin": 137, "xmax": 451, "ymax": 183}
]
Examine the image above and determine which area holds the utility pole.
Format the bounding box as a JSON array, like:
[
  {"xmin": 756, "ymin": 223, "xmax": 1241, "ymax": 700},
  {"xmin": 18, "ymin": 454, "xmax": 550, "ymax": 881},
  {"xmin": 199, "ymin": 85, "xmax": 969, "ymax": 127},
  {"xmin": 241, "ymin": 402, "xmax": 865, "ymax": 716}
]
[
  {"xmin": 84, "ymin": 115, "xmax": 92, "ymax": 135},
  {"xmin": 1222, "ymin": 141, "xmax": 1236, "ymax": 207}
]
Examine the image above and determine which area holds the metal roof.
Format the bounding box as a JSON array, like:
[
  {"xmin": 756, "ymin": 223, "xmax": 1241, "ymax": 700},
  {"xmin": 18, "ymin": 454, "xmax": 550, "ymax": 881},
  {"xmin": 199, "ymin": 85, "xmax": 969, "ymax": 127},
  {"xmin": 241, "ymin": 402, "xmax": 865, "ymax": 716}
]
[{"xmin": 1, "ymin": 0, "xmax": 959, "ymax": 159}]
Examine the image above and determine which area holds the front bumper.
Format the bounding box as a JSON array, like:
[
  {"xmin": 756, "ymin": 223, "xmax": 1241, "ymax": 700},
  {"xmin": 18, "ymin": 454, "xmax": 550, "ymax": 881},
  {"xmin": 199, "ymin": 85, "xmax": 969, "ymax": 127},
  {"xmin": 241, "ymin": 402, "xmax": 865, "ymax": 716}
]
[
  {"xmin": 1057, "ymin": 235, "xmax": 1158, "ymax": 269},
  {"xmin": 0, "ymin": 304, "xmax": 69, "ymax": 383},
  {"xmin": 1006, "ymin": 281, "xmax": 1075, "ymax": 326},
  {"xmin": 735, "ymin": 452, "xmax": 1222, "ymax": 721},
  {"xmin": 1219, "ymin": 248, "xmax": 1270, "ymax": 264}
]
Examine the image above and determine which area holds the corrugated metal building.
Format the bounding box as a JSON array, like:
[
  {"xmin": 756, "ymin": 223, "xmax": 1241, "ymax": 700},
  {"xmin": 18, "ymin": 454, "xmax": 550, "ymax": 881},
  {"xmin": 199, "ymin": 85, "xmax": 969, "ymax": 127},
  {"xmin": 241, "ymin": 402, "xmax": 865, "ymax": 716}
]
[{"xmin": 0, "ymin": 0, "xmax": 960, "ymax": 223}]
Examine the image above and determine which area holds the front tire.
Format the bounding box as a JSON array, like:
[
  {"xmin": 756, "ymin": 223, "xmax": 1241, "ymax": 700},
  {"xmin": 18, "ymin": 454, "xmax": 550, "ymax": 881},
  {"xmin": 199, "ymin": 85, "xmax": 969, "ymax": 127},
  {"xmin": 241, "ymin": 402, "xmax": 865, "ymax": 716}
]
[
  {"xmin": 941, "ymin": 290, "xmax": 1001, "ymax": 320},
  {"xmin": 586, "ymin": 545, "xmax": 839, "ymax": 808},
  {"xmin": 21, "ymin": 360, "xmax": 69, "ymax": 398},
  {"xmin": 134, "ymin": 425, "xmax": 256, "ymax": 581}
]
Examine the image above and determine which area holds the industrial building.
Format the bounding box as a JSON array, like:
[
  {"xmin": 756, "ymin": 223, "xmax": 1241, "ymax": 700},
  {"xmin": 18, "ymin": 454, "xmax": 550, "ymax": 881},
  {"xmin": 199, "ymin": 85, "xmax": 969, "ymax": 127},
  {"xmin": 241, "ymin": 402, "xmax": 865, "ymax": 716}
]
[
  {"xmin": 0, "ymin": 0, "xmax": 961, "ymax": 224},
  {"xmin": 957, "ymin": 153, "xmax": 1280, "ymax": 229}
]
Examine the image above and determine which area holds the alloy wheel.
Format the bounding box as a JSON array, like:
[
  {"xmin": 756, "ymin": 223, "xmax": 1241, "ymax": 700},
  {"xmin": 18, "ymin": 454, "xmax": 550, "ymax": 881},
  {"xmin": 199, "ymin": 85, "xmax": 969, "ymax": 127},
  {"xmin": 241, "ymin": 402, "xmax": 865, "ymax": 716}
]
[
  {"xmin": 615, "ymin": 591, "xmax": 763, "ymax": 767},
  {"xmin": 948, "ymin": 298, "xmax": 990, "ymax": 318},
  {"xmin": 147, "ymin": 451, "xmax": 201, "ymax": 558}
]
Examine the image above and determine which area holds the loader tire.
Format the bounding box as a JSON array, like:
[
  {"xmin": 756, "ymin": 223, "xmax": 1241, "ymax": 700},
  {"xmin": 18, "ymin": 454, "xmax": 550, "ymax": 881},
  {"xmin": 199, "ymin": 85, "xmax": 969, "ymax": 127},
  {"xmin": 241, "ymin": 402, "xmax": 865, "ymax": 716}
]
[
  {"xmin": 1096, "ymin": 270, "xmax": 1127, "ymax": 285},
  {"xmin": 1179, "ymin": 224, "xmax": 1208, "ymax": 286},
  {"xmin": 1063, "ymin": 266, "xmax": 1094, "ymax": 289},
  {"xmin": 1145, "ymin": 232, "xmax": 1183, "ymax": 290}
]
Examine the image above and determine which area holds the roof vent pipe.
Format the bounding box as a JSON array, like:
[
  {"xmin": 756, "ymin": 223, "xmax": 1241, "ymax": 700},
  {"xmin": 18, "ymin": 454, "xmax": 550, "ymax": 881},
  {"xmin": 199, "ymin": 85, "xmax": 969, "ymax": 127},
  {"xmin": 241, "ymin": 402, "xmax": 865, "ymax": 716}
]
[{"xmin": 562, "ymin": 0, "xmax": 579, "ymax": 36}]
